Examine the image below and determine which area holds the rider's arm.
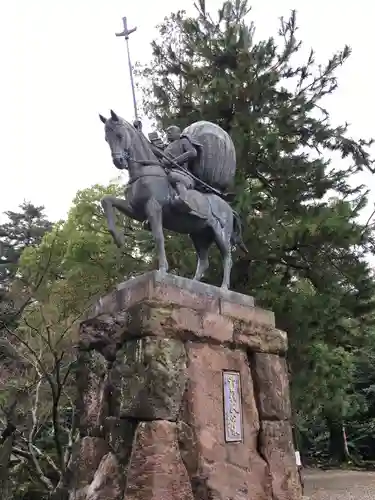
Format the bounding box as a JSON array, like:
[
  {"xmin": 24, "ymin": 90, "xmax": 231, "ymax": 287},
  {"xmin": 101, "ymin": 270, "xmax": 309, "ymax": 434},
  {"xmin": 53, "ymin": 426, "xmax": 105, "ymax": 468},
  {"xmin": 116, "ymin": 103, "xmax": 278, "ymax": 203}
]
[{"xmin": 172, "ymin": 138, "xmax": 197, "ymax": 165}]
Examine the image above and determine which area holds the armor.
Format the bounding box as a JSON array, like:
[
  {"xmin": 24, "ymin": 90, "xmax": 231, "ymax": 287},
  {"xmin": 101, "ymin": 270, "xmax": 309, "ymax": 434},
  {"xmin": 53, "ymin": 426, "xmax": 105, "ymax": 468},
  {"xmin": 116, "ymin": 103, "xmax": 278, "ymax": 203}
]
[{"xmin": 149, "ymin": 121, "xmax": 237, "ymax": 215}]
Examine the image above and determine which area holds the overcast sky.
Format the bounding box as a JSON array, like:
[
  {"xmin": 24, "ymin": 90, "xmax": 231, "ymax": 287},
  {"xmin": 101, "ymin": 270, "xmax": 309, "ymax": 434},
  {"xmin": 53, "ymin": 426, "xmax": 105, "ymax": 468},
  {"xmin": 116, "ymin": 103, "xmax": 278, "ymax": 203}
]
[{"xmin": 1, "ymin": 0, "xmax": 374, "ymax": 222}]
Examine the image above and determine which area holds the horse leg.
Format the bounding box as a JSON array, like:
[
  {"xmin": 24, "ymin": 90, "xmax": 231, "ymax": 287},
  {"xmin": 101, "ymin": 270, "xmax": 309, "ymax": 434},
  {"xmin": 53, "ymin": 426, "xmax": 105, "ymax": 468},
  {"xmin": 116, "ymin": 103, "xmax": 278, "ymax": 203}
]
[
  {"xmin": 101, "ymin": 195, "xmax": 139, "ymax": 248},
  {"xmin": 145, "ymin": 198, "xmax": 168, "ymax": 273},
  {"xmin": 190, "ymin": 230, "xmax": 214, "ymax": 281},
  {"xmin": 213, "ymin": 221, "xmax": 233, "ymax": 290}
]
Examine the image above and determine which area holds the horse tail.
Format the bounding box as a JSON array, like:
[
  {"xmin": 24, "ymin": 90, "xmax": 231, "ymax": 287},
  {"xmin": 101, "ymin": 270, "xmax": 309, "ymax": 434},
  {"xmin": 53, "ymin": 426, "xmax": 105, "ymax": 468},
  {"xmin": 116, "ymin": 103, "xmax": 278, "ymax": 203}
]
[{"xmin": 231, "ymin": 210, "xmax": 248, "ymax": 254}]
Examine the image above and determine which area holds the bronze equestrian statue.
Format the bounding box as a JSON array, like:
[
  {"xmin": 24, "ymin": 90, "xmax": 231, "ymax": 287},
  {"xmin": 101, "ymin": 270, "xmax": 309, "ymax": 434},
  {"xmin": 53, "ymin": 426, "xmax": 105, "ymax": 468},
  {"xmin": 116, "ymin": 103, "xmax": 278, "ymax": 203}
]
[{"xmin": 99, "ymin": 110, "xmax": 247, "ymax": 289}]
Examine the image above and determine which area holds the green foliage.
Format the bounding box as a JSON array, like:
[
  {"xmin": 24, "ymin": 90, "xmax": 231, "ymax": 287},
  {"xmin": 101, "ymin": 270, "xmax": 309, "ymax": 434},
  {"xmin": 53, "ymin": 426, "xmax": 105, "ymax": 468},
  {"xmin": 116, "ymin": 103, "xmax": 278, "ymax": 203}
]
[
  {"xmin": 0, "ymin": 202, "xmax": 52, "ymax": 332},
  {"xmin": 20, "ymin": 184, "xmax": 153, "ymax": 316},
  {"xmin": 0, "ymin": 202, "xmax": 52, "ymax": 287}
]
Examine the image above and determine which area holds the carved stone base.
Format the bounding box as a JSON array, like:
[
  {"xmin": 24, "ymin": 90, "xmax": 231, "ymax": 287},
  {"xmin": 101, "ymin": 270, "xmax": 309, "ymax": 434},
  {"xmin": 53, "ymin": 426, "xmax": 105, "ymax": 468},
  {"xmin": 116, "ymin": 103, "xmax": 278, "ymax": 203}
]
[{"xmin": 68, "ymin": 271, "xmax": 302, "ymax": 500}]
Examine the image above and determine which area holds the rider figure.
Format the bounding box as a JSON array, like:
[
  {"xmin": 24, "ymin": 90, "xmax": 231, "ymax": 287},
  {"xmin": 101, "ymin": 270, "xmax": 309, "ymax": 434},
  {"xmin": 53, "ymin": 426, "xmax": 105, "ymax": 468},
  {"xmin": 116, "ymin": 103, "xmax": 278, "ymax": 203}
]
[
  {"xmin": 162, "ymin": 125, "xmax": 200, "ymax": 210},
  {"xmin": 135, "ymin": 120, "xmax": 200, "ymax": 212}
]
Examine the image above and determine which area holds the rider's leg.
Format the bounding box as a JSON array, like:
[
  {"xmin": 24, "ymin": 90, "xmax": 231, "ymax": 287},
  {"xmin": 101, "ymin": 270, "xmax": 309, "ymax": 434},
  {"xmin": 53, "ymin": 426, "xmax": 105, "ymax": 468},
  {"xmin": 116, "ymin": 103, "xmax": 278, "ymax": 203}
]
[
  {"xmin": 168, "ymin": 172, "xmax": 193, "ymax": 195},
  {"xmin": 168, "ymin": 172, "xmax": 195, "ymax": 213},
  {"xmin": 174, "ymin": 182, "xmax": 188, "ymax": 199}
]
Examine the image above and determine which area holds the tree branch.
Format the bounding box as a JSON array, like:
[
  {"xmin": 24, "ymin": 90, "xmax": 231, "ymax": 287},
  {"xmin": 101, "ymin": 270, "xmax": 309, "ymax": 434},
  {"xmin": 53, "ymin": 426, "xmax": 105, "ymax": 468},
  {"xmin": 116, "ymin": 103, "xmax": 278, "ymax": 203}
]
[{"xmin": 28, "ymin": 373, "xmax": 53, "ymax": 491}]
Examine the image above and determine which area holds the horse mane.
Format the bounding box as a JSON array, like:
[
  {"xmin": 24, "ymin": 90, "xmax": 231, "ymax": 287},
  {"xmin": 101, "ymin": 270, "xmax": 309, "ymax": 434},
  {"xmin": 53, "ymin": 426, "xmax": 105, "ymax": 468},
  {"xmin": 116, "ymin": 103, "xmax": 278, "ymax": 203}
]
[{"xmin": 117, "ymin": 118, "xmax": 159, "ymax": 163}]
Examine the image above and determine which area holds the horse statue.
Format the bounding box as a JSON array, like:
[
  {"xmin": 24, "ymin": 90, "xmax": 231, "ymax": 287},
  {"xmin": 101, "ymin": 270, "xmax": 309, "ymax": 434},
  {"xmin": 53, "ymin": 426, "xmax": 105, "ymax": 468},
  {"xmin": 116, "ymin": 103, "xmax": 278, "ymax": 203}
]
[{"xmin": 99, "ymin": 110, "xmax": 247, "ymax": 290}]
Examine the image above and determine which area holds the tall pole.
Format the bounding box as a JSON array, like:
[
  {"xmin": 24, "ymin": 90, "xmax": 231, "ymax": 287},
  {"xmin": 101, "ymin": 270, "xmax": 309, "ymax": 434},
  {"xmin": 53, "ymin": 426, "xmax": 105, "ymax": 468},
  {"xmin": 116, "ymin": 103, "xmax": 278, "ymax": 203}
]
[{"xmin": 115, "ymin": 17, "xmax": 138, "ymax": 121}]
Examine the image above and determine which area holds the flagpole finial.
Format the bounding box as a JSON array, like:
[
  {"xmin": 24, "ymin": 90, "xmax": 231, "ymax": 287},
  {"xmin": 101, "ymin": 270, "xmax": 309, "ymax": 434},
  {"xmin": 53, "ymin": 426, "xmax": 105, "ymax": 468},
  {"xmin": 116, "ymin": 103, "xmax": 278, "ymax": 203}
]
[
  {"xmin": 115, "ymin": 16, "xmax": 137, "ymax": 40},
  {"xmin": 115, "ymin": 16, "xmax": 138, "ymax": 121}
]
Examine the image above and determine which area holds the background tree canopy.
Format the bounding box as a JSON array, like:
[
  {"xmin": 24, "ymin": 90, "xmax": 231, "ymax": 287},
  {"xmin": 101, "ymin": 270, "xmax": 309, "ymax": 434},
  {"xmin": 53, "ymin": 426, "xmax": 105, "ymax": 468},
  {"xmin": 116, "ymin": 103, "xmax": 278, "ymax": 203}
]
[{"xmin": 2, "ymin": 1, "xmax": 375, "ymax": 497}]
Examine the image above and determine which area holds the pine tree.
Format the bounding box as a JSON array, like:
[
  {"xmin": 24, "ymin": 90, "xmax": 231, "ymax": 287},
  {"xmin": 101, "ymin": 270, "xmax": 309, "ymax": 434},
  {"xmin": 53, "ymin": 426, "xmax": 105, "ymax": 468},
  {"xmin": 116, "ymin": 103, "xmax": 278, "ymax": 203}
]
[
  {"xmin": 0, "ymin": 202, "xmax": 52, "ymax": 328},
  {"xmin": 138, "ymin": 0, "xmax": 375, "ymax": 459},
  {"xmin": 0, "ymin": 202, "xmax": 52, "ymax": 286}
]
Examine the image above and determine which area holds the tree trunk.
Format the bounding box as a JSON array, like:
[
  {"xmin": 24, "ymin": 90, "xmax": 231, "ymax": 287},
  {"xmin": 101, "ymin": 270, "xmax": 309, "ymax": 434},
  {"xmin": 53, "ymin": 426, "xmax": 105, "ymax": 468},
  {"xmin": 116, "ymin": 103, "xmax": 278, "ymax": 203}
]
[{"xmin": 326, "ymin": 417, "xmax": 347, "ymax": 463}]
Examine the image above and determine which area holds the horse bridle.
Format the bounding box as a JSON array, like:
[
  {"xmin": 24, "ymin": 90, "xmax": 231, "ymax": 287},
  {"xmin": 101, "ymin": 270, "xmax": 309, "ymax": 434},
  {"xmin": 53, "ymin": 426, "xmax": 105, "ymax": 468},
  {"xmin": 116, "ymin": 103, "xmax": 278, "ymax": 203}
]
[{"xmin": 111, "ymin": 149, "xmax": 132, "ymax": 165}]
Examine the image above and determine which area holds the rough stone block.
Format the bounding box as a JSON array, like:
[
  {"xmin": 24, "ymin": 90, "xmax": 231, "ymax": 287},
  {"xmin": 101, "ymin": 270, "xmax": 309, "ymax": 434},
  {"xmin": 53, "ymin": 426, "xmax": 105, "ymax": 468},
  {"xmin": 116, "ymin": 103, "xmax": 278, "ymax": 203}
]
[
  {"xmin": 110, "ymin": 337, "xmax": 187, "ymax": 421},
  {"xmin": 66, "ymin": 436, "xmax": 109, "ymax": 494},
  {"xmin": 179, "ymin": 342, "xmax": 271, "ymax": 500},
  {"xmin": 125, "ymin": 421, "xmax": 194, "ymax": 500},
  {"xmin": 234, "ymin": 320, "xmax": 288, "ymax": 354},
  {"xmin": 259, "ymin": 421, "xmax": 303, "ymax": 500},
  {"xmin": 193, "ymin": 461, "xmax": 272, "ymax": 500},
  {"xmin": 252, "ymin": 353, "xmax": 292, "ymax": 420},
  {"xmin": 125, "ymin": 301, "xmax": 234, "ymax": 344},
  {"xmin": 104, "ymin": 417, "xmax": 137, "ymax": 468},
  {"xmin": 85, "ymin": 452, "xmax": 122, "ymax": 500},
  {"xmin": 220, "ymin": 299, "xmax": 275, "ymax": 325},
  {"xmin": 125, "ymin": 301, "xmax": 201, "ymax": 338},
  {"xmin": 76, "ymin": 351, "xmax": 108, "ymax": 436}
]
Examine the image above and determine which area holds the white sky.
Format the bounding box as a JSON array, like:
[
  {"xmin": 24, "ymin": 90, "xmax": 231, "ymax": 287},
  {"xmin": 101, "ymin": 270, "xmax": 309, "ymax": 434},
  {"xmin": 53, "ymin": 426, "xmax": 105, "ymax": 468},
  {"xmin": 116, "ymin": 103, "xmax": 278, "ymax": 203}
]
[{"xmin": 1, "ymin": 0, "xmax": 374, "ymax": 222}]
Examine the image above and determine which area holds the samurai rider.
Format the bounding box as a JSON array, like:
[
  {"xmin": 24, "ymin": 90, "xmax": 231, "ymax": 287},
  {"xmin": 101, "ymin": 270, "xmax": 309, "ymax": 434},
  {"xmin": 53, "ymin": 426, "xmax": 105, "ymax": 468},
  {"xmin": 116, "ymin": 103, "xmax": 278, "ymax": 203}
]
[
  {"xmin": 163, "ymin": 125, "xmax": 204, "ymax": 211},
  {"xmin": 146, "ymin": 123, "xmax": 205, "ymax": 213}
]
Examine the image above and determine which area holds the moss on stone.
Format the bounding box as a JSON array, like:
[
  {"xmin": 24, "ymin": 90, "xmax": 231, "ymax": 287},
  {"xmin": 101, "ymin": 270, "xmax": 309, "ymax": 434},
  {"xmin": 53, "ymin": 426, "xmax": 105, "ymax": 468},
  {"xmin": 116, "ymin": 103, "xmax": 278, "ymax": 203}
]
[{"xmin": 112, "ymin": 337, "xmax": 187, "ymax": 421}]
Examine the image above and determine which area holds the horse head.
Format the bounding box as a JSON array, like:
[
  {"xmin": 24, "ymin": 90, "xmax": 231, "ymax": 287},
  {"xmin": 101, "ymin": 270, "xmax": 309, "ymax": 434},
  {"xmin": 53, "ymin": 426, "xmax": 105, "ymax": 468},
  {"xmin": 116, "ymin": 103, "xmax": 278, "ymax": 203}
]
[
  {"xmin": 99, "ymin": 110, "xmax": 134, "ymax": 170},
  {"xmin": 100, "ymin": 110, "xmax": 159, "ymax": 171}
]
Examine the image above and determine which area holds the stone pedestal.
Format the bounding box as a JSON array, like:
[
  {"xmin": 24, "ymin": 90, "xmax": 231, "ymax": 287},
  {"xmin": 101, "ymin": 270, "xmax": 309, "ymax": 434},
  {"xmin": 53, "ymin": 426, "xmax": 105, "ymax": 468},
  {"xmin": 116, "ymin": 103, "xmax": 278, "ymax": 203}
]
[{"xmin": 69, "ymin": 271, "xmax": 302, "ymax": 500}]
